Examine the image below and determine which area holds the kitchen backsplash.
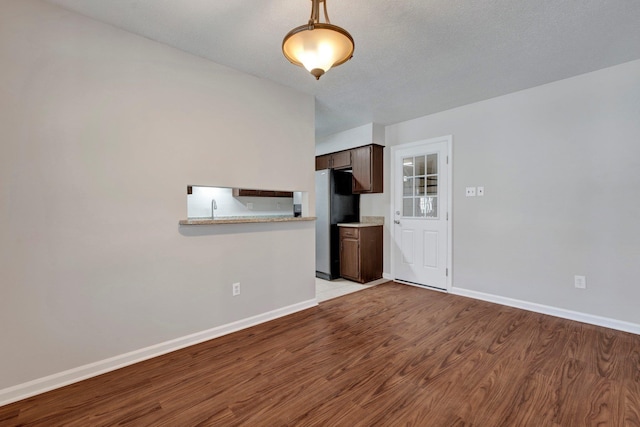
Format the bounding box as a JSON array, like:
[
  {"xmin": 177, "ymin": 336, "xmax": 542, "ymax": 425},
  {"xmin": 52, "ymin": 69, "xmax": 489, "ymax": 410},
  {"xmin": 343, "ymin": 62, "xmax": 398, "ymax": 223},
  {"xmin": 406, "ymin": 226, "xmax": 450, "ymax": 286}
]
[
  {"xmin": 361, "ymin": 216, "xmax": 384, "ymax": 225},
  {"xmin": 187, "ymin": 186, "xmax": 294, "ymax": 218}
]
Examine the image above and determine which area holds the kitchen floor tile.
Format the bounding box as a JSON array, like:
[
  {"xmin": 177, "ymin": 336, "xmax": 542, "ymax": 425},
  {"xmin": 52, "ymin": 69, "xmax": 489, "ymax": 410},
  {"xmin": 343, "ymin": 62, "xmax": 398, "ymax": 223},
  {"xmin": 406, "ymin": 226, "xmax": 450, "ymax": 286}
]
[{"xmin": 315, "ymin": 277, "xmax": 387, "ymax": 302}]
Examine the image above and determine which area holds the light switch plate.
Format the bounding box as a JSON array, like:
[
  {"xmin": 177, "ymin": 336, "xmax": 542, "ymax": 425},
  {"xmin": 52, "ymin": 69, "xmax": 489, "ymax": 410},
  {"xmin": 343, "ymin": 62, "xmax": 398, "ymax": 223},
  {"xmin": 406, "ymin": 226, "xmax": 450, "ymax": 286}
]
[
  {"xmin": 477, "ymin": 186, "xmax": 484, "ymax": 196},
  {"xmin": 465, "ymin": 187, "xmax": 476, "ymax": 197}
]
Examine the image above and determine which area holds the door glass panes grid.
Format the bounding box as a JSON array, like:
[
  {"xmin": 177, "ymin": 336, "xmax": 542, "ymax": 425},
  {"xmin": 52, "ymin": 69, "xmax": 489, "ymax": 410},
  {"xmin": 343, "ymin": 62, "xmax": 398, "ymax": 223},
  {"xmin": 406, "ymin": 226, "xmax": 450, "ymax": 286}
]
[{"xmin": 403, "ymin": 154, "xmax": 438, "ymax": 218}]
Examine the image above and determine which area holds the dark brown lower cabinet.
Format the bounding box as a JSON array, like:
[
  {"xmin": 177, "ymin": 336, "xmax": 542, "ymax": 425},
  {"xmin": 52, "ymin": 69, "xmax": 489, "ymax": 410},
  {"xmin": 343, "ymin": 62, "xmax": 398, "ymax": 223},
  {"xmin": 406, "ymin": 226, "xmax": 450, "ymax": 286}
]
[{"xmin": 339, "ymin": 225, "xmax": 383, "ymax": 283}]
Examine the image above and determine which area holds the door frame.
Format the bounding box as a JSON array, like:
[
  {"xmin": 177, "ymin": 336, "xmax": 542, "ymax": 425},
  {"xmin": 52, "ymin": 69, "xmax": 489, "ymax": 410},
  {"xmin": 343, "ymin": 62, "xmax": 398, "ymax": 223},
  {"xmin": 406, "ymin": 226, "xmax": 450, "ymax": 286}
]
[{"xmin": 389, "ymin": 135, "xmax": 453, "ymax": 292}]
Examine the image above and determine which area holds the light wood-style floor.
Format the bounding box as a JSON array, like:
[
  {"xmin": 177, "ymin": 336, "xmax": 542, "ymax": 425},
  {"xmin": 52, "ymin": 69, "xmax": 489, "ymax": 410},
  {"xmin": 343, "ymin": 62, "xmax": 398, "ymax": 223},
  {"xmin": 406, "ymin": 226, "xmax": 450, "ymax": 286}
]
[{"xmin": 2, "ymin": 282, "xmax": 640, "ymax": 426}]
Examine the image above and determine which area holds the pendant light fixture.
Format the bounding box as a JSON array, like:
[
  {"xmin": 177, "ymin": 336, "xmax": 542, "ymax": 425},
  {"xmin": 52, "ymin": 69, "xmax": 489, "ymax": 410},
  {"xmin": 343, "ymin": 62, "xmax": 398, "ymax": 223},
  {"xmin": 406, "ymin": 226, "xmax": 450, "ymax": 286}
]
[{"xmin": 282, "ymin": 0, "xmax": 354, "ymax": 80}]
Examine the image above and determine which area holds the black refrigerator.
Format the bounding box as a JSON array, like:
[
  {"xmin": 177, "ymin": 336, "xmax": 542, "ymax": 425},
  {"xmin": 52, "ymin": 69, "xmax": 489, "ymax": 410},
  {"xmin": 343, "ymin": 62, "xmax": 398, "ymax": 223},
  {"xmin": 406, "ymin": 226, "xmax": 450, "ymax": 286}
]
[{"xmin": 315, "ymin": 169, "xmax": 360, "ymax": 280}]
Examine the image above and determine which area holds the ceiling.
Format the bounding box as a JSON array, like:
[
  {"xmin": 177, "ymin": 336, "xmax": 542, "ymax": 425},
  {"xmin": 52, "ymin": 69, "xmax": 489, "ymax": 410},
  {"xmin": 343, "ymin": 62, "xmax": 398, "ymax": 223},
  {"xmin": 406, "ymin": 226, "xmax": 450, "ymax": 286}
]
[{"xmin": 45, "ymin": 0, "xmax": 640, "ymax": 138}]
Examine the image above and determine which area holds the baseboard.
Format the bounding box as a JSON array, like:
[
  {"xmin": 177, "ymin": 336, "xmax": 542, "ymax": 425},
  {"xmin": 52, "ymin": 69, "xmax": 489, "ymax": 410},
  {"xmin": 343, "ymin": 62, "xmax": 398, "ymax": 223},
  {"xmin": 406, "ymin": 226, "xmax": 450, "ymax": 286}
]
[
  {"xmin": 450, "ymin": 287, "xmax": 640, "ymax": 335},
  {"xmin": 383, "ymin": 272, "xmax": 392, "ymax": 280},
  {"xmin": 393, "ymin": 279, "xmax": 447, "ymax": 293},
  {"xmin": 0, "ymin": 298, "xmax": 318, "ymax": 407}
]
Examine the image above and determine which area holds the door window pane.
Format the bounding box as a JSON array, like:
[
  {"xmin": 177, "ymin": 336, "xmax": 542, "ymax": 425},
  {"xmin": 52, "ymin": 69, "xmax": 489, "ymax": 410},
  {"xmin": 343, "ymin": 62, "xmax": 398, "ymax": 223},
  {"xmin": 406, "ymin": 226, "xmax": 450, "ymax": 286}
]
[
  {"xmin": 426, "ymin": 176, "xmax": 438, "ymax": 195},
  {"xmin": 425, "ymin": 196, "xmax": 438, "ymax": 218},
  {"xmin": 415, "ymin": 156, "xmax": 426, "ymax": 176},
  {"xmin": 403, "ymin": 157, "xmax": 414, "ymax": 178},
  {"xmin": 403, "ymin": 177, "xmax": 414, "ymax": 197},
  {"xmin": 415, "ymin": 198, "xmax": 426, "ymax": 217},
  {"xmin": 427, "ymin": 154, "xmax": 438, "ymax": 174},
  {"xmin": 416, "ymin": 177, "xmax": 426, "ymax": 196}
]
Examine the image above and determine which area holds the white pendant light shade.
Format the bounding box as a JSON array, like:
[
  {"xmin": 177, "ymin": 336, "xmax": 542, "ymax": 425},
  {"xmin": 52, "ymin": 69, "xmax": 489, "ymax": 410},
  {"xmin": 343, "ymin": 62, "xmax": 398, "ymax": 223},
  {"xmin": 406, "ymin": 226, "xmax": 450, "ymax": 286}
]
[{"xmin": 282, "ymin": 0, "xmax": 354, "ymax": 80}]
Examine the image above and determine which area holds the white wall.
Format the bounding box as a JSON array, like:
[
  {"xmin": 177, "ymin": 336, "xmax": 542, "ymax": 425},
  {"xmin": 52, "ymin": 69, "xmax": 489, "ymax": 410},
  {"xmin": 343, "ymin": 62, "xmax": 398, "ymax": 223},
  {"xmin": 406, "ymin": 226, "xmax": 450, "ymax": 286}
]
[
  {"xmin": 385, "ymin": 59, "xmax": 640, "ymax": 325},
  {"xmin": 0, "ymin": 0, "xmax": 315, "ymax": 397},
  {"xmin": 315, "ymin": 123, "xmax": 384, "ymax": 155}
]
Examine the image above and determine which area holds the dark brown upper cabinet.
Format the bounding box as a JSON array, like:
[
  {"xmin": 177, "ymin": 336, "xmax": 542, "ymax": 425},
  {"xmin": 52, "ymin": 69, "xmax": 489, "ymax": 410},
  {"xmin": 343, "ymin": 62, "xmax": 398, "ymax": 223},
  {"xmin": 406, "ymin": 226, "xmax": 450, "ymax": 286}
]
[
  {"xmin": 233, "ymin": 189, "xmax": 293, "ymax": 198},
  {"xmin": 315, "ymin": 154, "xmax": 331, "ymax": 170},
  {"xmin": 331, "ymin": 150, "xmax": 352, "ymax": 169},
  {"xmin": 315, "ymin": 150, "xmax": 352, "ymax": 170},
  {"xmin": 315, "ymin": 144, "xmax": 383, "ymax": 194},
  {"xmin": 351, "ymin": 144, "xmax": 383, "ymax": 194}
]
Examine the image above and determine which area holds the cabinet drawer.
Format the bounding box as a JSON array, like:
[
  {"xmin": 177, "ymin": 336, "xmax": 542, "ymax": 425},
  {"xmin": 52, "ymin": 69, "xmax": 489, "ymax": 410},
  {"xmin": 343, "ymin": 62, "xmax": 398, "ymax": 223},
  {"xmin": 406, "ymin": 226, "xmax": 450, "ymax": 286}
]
[{"xmin": 339, "ymin": 227, "xmax": 359, "ymax": 239}]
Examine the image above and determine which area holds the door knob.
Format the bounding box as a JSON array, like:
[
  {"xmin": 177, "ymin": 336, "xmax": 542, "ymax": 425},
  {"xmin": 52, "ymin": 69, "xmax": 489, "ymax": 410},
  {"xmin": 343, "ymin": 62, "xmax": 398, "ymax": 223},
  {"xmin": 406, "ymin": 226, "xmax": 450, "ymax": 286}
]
[
  {"xmin": 394, "ymin": 220, "xmax": 400, "ymax": 224},
  {"xmin": 396, "ymin": 211, "xmax": 400, "ymax": 215}
]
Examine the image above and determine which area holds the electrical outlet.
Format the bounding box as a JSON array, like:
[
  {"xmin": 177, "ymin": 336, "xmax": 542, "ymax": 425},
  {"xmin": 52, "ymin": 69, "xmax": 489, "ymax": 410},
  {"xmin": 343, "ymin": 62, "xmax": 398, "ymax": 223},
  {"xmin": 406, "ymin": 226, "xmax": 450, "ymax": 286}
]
[
  {"xmin": 477, "ymin": 186, "xmax": 485, "ymax": 196},
  {"xmin": 574, "ymin": 275, "xmax": 586, "ymax": 289},
  {"xmin": 232, "ymin": 282, "xmax": 241, "ymax": 296},
  {"xmin": 465, "ymin": 187, "xmax": 476, "ymax": 197}
]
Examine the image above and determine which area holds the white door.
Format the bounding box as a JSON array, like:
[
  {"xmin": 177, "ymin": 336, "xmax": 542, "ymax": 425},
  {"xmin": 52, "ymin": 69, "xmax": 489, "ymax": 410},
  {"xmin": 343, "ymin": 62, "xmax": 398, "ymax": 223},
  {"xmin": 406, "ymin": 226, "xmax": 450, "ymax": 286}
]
[{"xmin": 392, "ymin": 138, "xmax": 451, "ymax": 290}]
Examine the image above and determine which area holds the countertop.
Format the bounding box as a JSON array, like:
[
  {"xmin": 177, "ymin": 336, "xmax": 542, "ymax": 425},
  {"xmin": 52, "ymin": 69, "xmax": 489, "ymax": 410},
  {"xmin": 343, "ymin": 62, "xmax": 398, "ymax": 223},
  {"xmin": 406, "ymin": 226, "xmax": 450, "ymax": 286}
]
[
  {"xmin": 337, "ymin": 223, "xmax": 383, "ymax": 228},
  {"xmin": 179, "ymin": 216, "xmax": 316, "ymax": 225}
]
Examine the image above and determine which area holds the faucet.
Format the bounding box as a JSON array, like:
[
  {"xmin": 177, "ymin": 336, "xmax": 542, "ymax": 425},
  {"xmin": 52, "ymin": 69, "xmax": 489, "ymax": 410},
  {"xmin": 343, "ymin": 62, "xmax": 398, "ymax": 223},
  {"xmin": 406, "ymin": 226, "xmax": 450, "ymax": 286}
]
[{"xmin": 211, "ymin": 199, "xmax": 218, "ymax": 219}]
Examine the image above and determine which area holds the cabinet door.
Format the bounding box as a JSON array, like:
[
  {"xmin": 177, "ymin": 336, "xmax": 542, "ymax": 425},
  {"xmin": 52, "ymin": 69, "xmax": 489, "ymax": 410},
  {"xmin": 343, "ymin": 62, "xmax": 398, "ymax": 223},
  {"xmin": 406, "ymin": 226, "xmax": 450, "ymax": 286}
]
[
  {"xmin": 233, "ymin": 188, "xmax": 260, "ymax": 197},
  {"xmin": 359, "ymin": 226, "xmax": 383, "ymax": 283},
  {"xmin": 274, "ymin": 191, "xmax": 294, "ymax": 198},
  {"xmin": 352, "ymin": 146, "xmax": 373, "ymax": 193},
  {"xmin": 352, "ymin": 145, "xmax": 383, "ymax": 193},
  {"xmin": 233, "ymin": 189, "xmax": 293, "ymax": 198},
  {"xmin": 331, "ymin": 150, "xmax": 352, "ymax": 170},
  {"xmin": 340, "ymin": 237, "xmax": 360, "ymax": 281},
  {"xmin": 315, "ymin": 154, "xmax": 331, "ymax": 170}
]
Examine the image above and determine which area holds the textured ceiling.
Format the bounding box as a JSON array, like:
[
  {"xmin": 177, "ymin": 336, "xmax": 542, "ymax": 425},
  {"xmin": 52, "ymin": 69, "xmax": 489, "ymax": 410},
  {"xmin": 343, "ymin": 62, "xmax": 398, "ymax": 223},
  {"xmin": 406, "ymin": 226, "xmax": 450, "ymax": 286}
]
[{"xmin": 45, "ymin": 0, "xmax": 640, "ymax": 138}]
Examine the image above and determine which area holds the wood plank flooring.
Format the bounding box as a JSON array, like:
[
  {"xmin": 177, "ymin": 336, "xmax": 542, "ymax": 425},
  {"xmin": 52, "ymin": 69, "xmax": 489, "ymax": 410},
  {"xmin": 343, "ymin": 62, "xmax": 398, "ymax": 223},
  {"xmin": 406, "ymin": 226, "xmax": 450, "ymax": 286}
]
[{"xmin": 2, "ymin": 282, "xmax": 640, "ymax": 426}]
